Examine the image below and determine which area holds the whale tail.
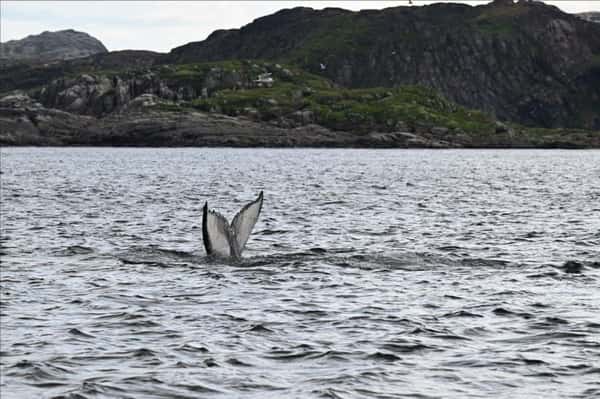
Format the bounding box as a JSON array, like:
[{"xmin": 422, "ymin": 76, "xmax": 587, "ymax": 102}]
[{"xmin": 202, "ymin": 191, "xmax": 263, "ymax": 259}]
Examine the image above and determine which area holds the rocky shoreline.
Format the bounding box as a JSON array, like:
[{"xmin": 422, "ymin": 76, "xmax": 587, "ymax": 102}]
[
  {"xmin": 1, "ymin": 95, "xmax": 597, "ymax": 148},
  {"xmin": 0, "ymin": 95, "xmax": 458, "ymax": 148},
  {"xmin": 1, "ymin": 57, "xmax": 598, "ymax": 149}
]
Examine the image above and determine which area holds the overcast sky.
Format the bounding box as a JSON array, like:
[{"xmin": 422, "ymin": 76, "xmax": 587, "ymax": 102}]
[{"xmin": 1, "ymin": 1, "xmax": 599, "ymax": 53}]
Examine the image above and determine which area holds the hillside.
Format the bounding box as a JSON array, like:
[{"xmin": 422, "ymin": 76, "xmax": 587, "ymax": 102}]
[
  {"xmin": 0, "ymin": 29, "xmax": 108, "ymax": 63},
  {"xmin": 0, "ymin": 50, "xmax": 164, "ymax": 94},
  {"xmin": 1, "ymin": 2, "xmax": 599, "ymax": 148},
  {"xmin": 165, "ymin": 0, "xmax": 600, "ymax": 130},
  {"xmin": 1, "ymin": 59, "xmax": 597, "ymax": 148}
]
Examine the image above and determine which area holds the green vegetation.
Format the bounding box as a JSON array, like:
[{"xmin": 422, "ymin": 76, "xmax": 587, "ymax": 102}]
[
  {"xmin": 149, "ymin": 60, "xmax": 498, "ymax": 137},
  {"xmin": 4, "ymin": 57, "xmax": 596, "ymax": 147},
  {"xmin": 472, "ymin": 19, "xmax": 517, "ymax": 36},
  {"xmin": 466, "ymin": 1, "xmax": 535, "ymax": 36},
  {"xmin": 146, "ymin": 60, "xmax": 598, "ymax": 147},
  {"xmin": 288, "ymin": 15, "xmax": 374, "ymax": 63},
  {"xmin": 471, "ymin": 9, "xmax": 522, "ymax": 36}
]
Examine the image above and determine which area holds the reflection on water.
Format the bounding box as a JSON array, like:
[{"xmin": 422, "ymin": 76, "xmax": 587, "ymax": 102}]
[{"xmin": 1, "ymin": 148, "xmax": 599, "ymax": 398}]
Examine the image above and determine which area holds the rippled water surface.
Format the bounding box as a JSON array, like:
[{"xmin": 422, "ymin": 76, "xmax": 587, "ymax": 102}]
[{"xmin": 1, "ymin": 148, "xmax": 600, "ymax": 399}]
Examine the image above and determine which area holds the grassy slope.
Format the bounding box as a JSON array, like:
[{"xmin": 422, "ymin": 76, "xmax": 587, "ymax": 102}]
[
  {"xmin": 152, "ymin": 60, "xmax": 597, "ymax": 147},
  {"xmin": 155, "ymin": 61, "xmax": 496, "ymax": 135}
]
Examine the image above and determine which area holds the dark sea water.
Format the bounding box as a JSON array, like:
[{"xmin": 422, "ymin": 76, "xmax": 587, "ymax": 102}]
[{"xmin": 1, "ymin": 147, "xmax": 599, "ymax": 399}]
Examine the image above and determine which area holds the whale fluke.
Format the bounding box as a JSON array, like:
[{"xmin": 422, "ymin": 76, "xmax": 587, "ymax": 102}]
[{"xmin": 202, "ymin": 191, "xmax": 263, "ymax": 259}]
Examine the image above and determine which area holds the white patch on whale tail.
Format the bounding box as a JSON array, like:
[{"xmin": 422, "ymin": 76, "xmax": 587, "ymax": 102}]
[
  {"xmin": 202, "ymin": 191, "xmax": 263, "ymax": 258},
  {"xmin": 202, "ymin": 208, "xmax": 232, "ymax": 257}
]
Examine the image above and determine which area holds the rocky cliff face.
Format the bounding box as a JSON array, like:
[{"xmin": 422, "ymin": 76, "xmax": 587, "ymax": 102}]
[
  {"xmin": 37, "ymin": 72, "xmax": 174, "ymax": 116},
  {"xmin": 0, "ymin": 29, "xmax": 108, "ymax": 63},
  {"xmin": 0, "ymin": 50, "xmax": 163, "ymax": 94},
  {"xmin": 165, "ymin": 1, "xmax": 600, "ymax": 129}
]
